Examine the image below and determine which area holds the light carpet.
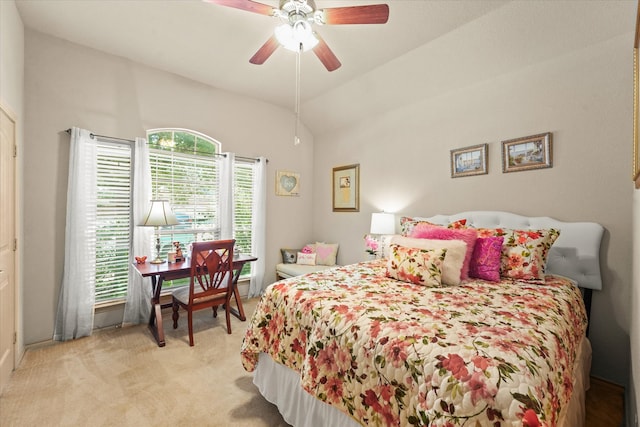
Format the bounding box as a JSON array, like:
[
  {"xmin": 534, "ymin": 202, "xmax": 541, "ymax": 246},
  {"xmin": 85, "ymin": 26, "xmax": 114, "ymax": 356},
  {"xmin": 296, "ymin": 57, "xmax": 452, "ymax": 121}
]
[{"xmin": 0, "ymin": 298, "xmax": 290, "ymax": 427}]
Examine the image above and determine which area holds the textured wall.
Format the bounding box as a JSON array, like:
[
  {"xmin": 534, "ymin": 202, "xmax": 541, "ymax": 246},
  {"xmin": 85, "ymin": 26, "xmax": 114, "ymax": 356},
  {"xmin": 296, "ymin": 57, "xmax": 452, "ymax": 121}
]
[
  {"xmin": 22, "ymin": 30, "xmax": 316, "ymax": 343},
  {"xmin": 311, "ymin": 28, "xmax": 633, "ymax": 388}
]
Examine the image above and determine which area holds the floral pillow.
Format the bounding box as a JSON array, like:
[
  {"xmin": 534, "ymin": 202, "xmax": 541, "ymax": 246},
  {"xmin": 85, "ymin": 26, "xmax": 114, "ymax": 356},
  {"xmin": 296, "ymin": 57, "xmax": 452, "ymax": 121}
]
[
  {"xmin": 468, "ymin": 236, "xmax": 504, "ymax": 282},
  {"xmin": 475, "ymin": 227, "xmax": 560, "ymax": 282},
  {"xmin": 315, "ymin": 242, "xmax": 339, "ymax": 266},
  {"xmin": 400, "ymin": 216, "xmax": 467, "ymax": 236},
  {"xmin": 301, "ymin": 244, "xmax": 316, "ymax": 254},
  {"xmin": 386, "ymin": 244, "xmax": 446, "ymax": 287},
  {"xmin": 409, "ymin": 223, "xmax": 477, "ymax": 280},
  {"xmin": 390, "ymin": 236, "xmax": 467, "ymax": 286}
]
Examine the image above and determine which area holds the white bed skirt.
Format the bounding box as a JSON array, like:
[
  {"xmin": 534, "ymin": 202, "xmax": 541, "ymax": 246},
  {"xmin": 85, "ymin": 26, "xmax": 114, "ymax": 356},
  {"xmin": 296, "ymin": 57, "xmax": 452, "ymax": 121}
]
[{"xmin": 253, "ymin": 338, "xmax": 592, "ymax": 427}]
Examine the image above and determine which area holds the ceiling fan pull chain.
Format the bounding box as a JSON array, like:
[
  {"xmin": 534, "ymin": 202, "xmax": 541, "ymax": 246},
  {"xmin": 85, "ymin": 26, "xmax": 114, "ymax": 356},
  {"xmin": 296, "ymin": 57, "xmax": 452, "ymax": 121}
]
[{"xmin": 294, "ymin": 42, "xmax": 302, "ymax": 145}]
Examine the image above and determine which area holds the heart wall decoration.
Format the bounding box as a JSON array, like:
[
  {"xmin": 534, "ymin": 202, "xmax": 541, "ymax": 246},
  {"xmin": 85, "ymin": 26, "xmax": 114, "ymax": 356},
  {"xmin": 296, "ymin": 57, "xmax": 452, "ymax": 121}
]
[{"xmin": 276, "ymin": 170, "xmax": 300, "ymax": 196}]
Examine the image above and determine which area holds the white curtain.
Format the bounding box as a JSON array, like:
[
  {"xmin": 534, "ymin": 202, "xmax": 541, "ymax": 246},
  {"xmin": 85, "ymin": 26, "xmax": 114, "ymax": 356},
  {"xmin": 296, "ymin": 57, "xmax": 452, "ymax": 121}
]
[
  {"xmin": 53, "ymin": 128, "xmax": 97, "ymax": 341},
  {"xmin": 122, "ymin": 138, "xmax": 153, "ymax": 325},
  {"xmin": 219, "ymin": 152, "xmax": 234, "ymax": 240},
  {"xmin": 248, "ymin": 156, "xmax": 267, "ymax": 297}
]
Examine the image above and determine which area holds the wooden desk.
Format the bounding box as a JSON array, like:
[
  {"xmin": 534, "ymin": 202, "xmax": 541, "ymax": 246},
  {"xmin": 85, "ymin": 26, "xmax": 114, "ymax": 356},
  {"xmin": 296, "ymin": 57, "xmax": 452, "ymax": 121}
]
[{"xmin": 133, "ymin": 254, "xmax": 257, "ymax": 347}]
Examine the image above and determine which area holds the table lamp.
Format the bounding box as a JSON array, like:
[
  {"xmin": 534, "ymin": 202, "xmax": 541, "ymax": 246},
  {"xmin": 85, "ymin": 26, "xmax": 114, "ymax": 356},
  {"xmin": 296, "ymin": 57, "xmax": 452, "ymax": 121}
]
[
  {"xmin": 140, "ymin": 200, "xmax": 179, "ymax": 264},
  {"xmin": 369, "ymin": 212, "xmax": 395, "ymax": 259}
]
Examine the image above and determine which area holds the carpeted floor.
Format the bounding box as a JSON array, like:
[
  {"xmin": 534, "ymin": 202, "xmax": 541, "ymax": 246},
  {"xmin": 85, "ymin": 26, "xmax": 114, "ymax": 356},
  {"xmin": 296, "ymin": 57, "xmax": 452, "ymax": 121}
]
[{"xmin": 0, "ymin": 298, "xmax": 291, "ymax": 427}]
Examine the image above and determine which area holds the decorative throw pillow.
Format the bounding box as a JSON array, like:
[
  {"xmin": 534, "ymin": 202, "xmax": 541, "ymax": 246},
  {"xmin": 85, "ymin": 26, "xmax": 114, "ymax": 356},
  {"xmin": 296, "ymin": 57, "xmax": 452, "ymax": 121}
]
[
  {"xmin": 296, "ymin": 252, "xmax": 316, "ymax": 265},
  {"xmin": 386, "ymin": 244, "xmax": 446, "ymax": 287},
  {"xmin": 280, "ymin": 248, "xmax": 301, "ymax": 264},
  {"xmin": 409, "ymin": 223, "xmax": 477, "ymax": 280},
  {"xmin": 315, "ymin": 242, "xmax": 339, "ymax": 266},
  {"xmin": 301, "ymin": 244, "xmax": 316, "ymax": 254},
  {"xmin": 390, "ymin": 236, "xmax": 467, "ymax": 286},
  {"xmin": 475, "ymin": 227, "xmax": 560, "ymax": 282},
  {"xmin": 400, "ymin": 216, "xmax": 467, "ymax": 236},
  {"xmin": 468, "ymin": 236, "xmax": 504, "ymax": 282}
]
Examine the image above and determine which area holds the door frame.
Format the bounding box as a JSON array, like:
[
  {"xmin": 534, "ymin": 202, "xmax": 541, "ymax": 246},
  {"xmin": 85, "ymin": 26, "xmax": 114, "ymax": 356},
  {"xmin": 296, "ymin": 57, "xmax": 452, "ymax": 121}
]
[{"xmin": 0, "ymin": 101, "xmax": 20, "ymax": 395}]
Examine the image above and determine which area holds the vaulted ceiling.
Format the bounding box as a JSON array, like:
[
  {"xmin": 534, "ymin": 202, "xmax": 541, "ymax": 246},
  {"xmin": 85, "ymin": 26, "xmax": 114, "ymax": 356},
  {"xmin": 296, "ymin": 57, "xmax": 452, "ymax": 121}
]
[{"xmin": 15, "ymin": 0, "xmax": 636, "ymax": 135}]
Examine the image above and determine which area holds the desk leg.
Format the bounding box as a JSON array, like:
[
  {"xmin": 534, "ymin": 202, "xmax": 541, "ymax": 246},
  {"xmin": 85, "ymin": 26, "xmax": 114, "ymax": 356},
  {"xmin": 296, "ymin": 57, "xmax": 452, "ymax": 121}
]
[
  {"xmin": 229, "ymin": 268, "xmax": 246, "ymax": 321},
  {"xmin": 147, "ymin": 276, "xmax": 166, "ymax": 347}
]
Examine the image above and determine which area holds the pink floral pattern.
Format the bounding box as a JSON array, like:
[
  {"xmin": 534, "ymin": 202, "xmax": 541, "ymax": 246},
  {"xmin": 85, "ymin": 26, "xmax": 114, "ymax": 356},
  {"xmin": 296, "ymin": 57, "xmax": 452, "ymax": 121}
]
[
  {"xmin": 386, "ymin": 244, "xmax": 446, "ymax": 286},
  {"xmin": 400, "ymin": 217, "xmax": 467, "ymax": 236},
  {"xmin": 475, "ymin": 228, "xmax": 560, "ymax": 282},
  {"xmin": 241, "ymin": 260, "xmax": 587, "ymax": 426}
]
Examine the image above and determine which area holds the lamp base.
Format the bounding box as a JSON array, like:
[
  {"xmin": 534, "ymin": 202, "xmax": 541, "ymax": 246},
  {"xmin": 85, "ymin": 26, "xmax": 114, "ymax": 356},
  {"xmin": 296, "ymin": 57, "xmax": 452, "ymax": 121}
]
[{"xmin": 150, "ymin": 257, "xmax": 166, "ymax": 264}]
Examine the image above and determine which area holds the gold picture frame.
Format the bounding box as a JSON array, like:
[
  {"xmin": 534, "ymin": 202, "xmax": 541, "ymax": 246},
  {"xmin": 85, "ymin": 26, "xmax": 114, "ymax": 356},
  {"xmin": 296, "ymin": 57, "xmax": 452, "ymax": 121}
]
[
  {"xmin": 332, "ymin": 164, "xmax": 359, "ymax": 212},
  {"xmin": 450, "ymin": 143, "xmax": 488, "ymax": 178},
  {"xmin": 275, "ymin": 170, "xmax": 300, "ymax": 196},
  {"xmin": 501, "ymin": 132, "xmax": 553, "ymax": 173}
]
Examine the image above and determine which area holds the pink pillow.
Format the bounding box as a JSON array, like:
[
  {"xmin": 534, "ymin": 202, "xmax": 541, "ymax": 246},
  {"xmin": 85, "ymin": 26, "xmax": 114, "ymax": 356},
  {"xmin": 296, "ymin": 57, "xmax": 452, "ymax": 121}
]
[
  {"xmin": 409, "ymin": 224, "xmax": 477, "ymax": 280},
  {"xmin": 469, "ymin": 236, "xmax": 504, "ymax": 282}
]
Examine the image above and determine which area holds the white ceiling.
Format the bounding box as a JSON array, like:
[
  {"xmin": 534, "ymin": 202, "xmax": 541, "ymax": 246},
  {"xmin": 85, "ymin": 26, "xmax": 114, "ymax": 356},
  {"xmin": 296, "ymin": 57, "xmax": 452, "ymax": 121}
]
[{"xmin": 14, "ymin": 0, "xmax": 637, "ymax": 135}]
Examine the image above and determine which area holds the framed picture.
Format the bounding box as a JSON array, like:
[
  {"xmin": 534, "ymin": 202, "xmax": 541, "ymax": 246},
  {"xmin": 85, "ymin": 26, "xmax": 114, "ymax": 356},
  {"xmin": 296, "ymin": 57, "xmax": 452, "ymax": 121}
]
[
  {"xmin": 450, "ymin": 143, "xmax": 488, "ymax": 178},
  {"xmin": 332, "ymin": 164, "xmax": 359, "ymax": 212},
  {"xmin": 276, "ymin": 170, "xmax": 300, "ymax": 196},
  {"xmin": 501, "ymin": 132, "xmax": 553, "ymax": 173}
]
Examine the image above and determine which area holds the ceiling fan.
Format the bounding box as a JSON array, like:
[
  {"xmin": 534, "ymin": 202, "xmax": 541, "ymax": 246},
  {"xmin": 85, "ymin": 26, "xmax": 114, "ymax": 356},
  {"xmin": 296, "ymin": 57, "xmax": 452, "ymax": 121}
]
[{"xmin": 205, "ymin": 0, "xmax": 389, "ymax": 71}]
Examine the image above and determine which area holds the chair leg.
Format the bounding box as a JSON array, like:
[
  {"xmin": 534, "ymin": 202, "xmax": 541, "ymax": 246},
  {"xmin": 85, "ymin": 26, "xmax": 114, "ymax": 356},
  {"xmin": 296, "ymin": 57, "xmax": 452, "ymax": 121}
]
[
  {"xmin": 188, "ymin": 310, "xmax": 194, "ymax": 346},
  {"xmin": 212, "ymin": 305, "xmax": 218, "ymax": 318},
  {"xmin": 225, "ymin": 301, "xmax": 232, "ymax": 334},
  {"xmin": 172, "ymin": 300, "xmax": 179, "ymax": 329}
]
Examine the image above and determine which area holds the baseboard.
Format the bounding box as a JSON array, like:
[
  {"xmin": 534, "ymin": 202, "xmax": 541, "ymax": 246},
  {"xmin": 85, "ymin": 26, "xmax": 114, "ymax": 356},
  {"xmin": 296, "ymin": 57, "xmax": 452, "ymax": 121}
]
[{"xmin": 590, "ymin": 376, "xmax": 625, "ymax": 393}]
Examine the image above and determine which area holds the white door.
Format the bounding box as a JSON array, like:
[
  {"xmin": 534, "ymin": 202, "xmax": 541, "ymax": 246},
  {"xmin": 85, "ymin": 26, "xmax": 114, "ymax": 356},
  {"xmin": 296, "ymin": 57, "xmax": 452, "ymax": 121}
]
[{"xmin": 0, "ymin": 104, "xmax": 16, "ymax": 395}]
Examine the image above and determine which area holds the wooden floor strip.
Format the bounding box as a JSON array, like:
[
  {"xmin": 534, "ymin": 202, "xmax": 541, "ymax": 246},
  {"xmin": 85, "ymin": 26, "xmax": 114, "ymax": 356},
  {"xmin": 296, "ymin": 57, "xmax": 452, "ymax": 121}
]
[{"xmin": 586, "ymin": 376, "xmax": 624, "ymax": 427}]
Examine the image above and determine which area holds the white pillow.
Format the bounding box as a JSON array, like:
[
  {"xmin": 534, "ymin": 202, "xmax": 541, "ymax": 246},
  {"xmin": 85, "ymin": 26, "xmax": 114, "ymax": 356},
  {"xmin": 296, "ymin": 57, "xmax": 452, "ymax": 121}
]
[
  {"xmin": 296, "ymin": 252, "xmax": 316, "ymax": 266},
  {"xmin": 390, "ymin": 236, "xmax": 467, "ymax": 285}
]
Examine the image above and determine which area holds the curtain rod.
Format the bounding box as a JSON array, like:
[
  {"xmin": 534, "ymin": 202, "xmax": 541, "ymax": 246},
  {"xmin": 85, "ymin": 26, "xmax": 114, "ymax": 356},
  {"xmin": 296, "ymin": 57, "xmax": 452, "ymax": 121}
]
[
  {"xmin": 65, "ymin": 128, "xmax": 134, "ymax": 143},
  {"xmin": 64, "ymin": 128, "xmax": 267, "ymax": 163}
]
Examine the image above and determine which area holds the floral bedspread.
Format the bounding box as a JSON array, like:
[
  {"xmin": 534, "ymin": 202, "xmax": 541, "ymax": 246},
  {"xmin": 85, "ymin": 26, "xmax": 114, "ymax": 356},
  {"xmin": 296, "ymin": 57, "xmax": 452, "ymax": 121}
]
[{"xmin": 241, "ymin": 260, "xmax": 587, "ymax": 427}]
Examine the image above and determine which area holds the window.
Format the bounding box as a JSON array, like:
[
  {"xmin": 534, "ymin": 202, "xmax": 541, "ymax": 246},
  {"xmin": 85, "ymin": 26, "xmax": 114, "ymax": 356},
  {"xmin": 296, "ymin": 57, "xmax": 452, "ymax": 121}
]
[
  {"xmin": 146, "ymin": 128, "xmax": 256, "ymax": 289},
  {"xmin": 148, "ymin": 129, "xmax": 221, "ymax": 254},
  {"xmin": 233, "ymin": 160, "xmax": 256, "ymax": 276},
  {"xmin": 94, "ymin": 141, "xmax": 133, "ymax": 302},
  {"xmin": 93, "ymin": 128, "xmax": 258, "ymax": 304}
]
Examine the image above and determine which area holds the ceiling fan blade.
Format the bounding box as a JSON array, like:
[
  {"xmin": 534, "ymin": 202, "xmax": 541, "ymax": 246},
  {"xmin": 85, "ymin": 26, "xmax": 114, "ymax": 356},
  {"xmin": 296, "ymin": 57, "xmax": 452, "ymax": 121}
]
[
  {"xmin": 312, "ymin": 33, "xmax": 341, "ymax": 72},
  {"xmin": 320, "ymin": 4, "xmax": 389, "ymax": 25},
  {"xmin": 249, "ymin": 35, "xmax": 280, "ymax": 65},
  {"xmin": 204, "ymin": 0, "xmax": 275, "ymax": 16}
]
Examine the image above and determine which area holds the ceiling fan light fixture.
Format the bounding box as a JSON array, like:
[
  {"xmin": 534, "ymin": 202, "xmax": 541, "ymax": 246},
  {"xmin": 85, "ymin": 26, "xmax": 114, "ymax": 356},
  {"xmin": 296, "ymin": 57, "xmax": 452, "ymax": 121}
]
[{"xmin": 275, "ymin": 21, "xmax": 318, "ymax": 52}]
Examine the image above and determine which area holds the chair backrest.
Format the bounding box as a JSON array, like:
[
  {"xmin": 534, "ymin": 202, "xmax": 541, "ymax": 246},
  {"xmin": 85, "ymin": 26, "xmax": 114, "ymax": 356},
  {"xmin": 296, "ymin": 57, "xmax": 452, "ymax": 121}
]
[{"xmin": 188, "ymin": 239, "xmax": 235, "ymax": 304}]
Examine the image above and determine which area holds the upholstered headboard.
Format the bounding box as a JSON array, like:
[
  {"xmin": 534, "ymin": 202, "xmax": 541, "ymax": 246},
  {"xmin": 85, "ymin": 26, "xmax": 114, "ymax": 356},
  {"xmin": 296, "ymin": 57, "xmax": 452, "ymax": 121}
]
[{"xmin": 423, "ymin": 211, "xmax": 604, "ymax": 291}]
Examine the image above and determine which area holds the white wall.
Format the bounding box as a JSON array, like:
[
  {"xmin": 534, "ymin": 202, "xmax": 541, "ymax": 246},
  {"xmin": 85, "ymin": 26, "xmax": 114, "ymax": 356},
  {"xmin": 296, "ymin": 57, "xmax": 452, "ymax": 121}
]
[
  {"xmin": 22, "ymin": 30, "xmax": 316, "ymax": 344},
  {"xmin": 14, "ymin": 1, "xmax": 640, "ymax": 422},
  {"xmin": 0, "ymin": 0, "xmax": 25, "ymax": 364},
  {"xmin": 312, "ymin": 29, "xmax": 633, "ymax": 392},
  {"xmin": 632, "ymin": 189, "xmax": 640, "ymax": 426}
]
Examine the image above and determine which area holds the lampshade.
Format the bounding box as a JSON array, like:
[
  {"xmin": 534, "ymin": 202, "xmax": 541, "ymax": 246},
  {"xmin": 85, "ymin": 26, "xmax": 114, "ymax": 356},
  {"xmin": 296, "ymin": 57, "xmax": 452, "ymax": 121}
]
[
  {"xmin": 140, "ymin": 200, "xmax": 179, "ymax": 227},
  {"xmin": 370, "ymin": 212, "xmax": 395, "ymax": 235},
  {"xmin": 275, "ymin": 21, "xmax": 319, "ymax": 52}
]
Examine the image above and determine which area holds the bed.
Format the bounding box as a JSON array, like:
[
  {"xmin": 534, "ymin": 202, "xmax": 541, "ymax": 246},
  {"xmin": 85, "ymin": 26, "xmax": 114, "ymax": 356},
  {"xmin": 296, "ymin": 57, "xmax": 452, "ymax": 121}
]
[{"xmin": 241, "ymin": 211, "xmax": 604, "ymax": 426}]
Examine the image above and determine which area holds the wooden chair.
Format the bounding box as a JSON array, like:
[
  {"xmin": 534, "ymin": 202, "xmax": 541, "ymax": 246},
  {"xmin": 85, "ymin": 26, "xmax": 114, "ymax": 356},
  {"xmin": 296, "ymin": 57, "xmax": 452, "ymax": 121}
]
[{"xmin": 171, "ymin": 239, "xmax": 235, "ymax": 346}]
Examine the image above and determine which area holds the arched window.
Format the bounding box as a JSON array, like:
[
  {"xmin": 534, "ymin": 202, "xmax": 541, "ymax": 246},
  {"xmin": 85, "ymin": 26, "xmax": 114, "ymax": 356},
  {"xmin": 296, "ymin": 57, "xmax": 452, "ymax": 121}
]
[
  {"xmin": 147, "ymin": 128, "xmax": 222, "ymax": 248},
  {"xmin": 89, "ymin": 128, "xmax": 260, "ymax": 304},
  {"xmin": 146, "ymin": 128, "xmax": 256, "ymax": 289}
]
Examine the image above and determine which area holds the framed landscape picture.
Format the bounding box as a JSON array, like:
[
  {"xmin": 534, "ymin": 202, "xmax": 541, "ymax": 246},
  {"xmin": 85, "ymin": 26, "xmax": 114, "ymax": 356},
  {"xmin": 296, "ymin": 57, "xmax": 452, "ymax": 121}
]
[
  {"xmin": 332, "ymin": 164, "xmax": 359, "ymax": 212},
  {"xmin": 450, "ymin": 144, "xmax": 488, "ymax": 178},
  {"xmin": 502, "ymin": 132, "xmax": 552, "ymax": 173}
]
